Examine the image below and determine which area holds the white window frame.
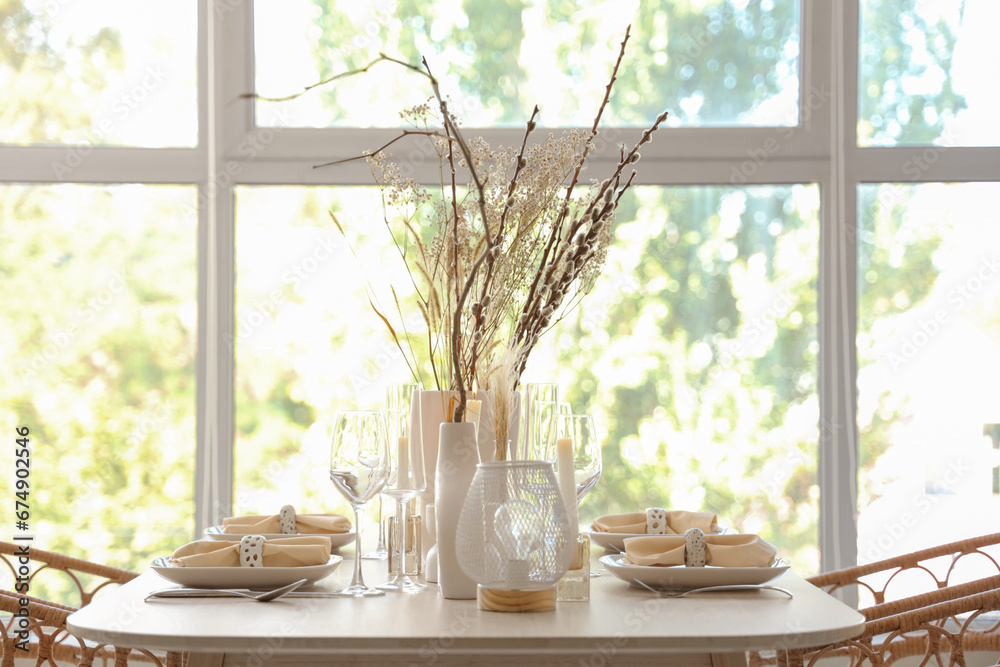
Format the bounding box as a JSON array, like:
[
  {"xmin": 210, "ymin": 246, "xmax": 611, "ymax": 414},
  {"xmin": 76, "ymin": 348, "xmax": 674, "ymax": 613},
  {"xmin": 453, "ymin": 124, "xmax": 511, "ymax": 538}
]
[{"xmin": 4, "ymin": 0, "xmax": 999, "ymax": 576}]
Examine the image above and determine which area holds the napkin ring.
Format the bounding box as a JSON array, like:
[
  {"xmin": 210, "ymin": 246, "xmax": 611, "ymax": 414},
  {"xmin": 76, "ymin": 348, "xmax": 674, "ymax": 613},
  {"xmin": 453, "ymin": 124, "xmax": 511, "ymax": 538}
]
[
  {"xmin": 240, "ymin": 535, "xmax": 265, "ymax": 567},
  {"xmin": 684, "ymin": 527, "xmax": 707, "ymax": 567},
  {"xmin": 646, "ymin": 507, "xmax": 668, "ymax": 534},
  {"xmin": 279, "ymin": 505, "xmax": 296, "ymax": 534}
]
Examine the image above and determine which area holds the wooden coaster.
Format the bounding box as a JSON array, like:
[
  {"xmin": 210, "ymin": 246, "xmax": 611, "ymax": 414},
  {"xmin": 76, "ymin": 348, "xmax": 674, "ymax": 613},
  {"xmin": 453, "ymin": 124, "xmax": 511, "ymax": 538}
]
[{"xmin": 478, "ymin": 586, "xmax": 556, "ymax": 613}]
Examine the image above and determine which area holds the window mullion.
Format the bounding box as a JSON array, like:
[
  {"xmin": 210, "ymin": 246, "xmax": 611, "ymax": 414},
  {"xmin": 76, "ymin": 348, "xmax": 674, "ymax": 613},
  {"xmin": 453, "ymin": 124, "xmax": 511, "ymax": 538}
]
[
  {"xmin": 195, "ymin": 0, "xmax": 237, "ymax": 538},
  {"xmin": 818, "ymin": 0, "xmax": 860, "ymax": 583}
]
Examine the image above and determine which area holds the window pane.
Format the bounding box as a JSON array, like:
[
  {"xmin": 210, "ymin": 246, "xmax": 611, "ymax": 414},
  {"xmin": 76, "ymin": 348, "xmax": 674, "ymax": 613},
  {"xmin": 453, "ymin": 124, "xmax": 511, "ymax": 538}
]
[
  {"xmin": 859, "ymin": 0, "xmax": 1000, "ymax": 147},
  {"xmin": 255, "ymin": 0, "xmax": 800, "ymax": 128},
  {"xmin": 0, "ymin": 184, "xmax": 197, "ymax": 603},
  {"xmin": 857, "ymin": 183, "xmax": 1000, "ymax": 596},
  {"xmin": 0, "ymin": 0, "xmax": 198, "ymax": 147},
  {"xmin": 236, "ymin": 184, "xmax": 820, "ymax": 573}
]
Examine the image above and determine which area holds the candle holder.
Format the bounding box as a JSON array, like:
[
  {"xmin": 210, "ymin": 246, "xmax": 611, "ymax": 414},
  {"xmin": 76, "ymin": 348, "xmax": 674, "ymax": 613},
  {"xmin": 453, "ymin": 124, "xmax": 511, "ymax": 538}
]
[
  {"xmin": 387, "ymin": 504, "xmax": 421, "ymax": 576},
  {"xmin": 380, "ymin": 385, "xmax": 427, "ymax": 593},
  {"xmin": 556, "ymin": 534, "xmax": 590, "ymax": 601},
  {"xmin": 456, "ymin": 461, "xmax": 573, "ymax": 612}
]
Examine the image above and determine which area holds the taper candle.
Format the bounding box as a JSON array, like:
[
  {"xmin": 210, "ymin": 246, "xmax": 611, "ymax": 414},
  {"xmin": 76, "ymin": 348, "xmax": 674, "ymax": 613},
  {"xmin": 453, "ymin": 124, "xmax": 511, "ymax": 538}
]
[
  {"xmin": 555, "ymin": 437, "xmax": 577, "ymax": 533},
  {"xmin": 396, "ymin": 436, "xmax": 409, "ymax": 489}
]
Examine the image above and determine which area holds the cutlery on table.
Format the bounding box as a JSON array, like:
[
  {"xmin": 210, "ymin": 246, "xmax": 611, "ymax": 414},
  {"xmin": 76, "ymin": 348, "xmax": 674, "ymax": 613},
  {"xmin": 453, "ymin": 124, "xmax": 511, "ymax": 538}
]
[
  {"xmin": 632, "ymin": 579, "xmax": 793, "ymax": 599},
  {"xmin": 145, "ymin": 578, "xmax": 309, "ymax": 602}
]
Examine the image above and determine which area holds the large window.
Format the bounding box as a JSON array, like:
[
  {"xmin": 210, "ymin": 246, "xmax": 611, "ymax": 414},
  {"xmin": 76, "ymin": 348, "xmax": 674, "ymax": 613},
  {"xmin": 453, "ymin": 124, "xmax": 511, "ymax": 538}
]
[{"xmin": 4, "ymin": 0, "xmax": 1000, "ymax": 596}]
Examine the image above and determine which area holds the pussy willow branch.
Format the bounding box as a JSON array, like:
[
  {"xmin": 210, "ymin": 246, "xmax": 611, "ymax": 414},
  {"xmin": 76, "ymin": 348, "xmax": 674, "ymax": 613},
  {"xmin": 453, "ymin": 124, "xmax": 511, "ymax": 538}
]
[
  {"xmin": 564, "ymin": 24, "xmax": 631, "ymax": 203},
  {"xmin": 444, "ymin": 107, "xmax": 460, "ymax": 319},
  {"xmin": 516, "ymin": 26, "xmax": 632, "ymax": 352},
  {"xmin": 512, "ymin": 109, "xmax": 667, "ymax": 378}
]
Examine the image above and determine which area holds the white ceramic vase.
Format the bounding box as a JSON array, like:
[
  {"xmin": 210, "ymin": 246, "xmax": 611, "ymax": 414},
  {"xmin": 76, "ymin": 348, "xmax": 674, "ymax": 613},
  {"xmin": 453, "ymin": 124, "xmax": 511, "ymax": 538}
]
[
  {"xmin": 416, "ymin": 390, "xmax": 458, "ymax": 566},
  {"xmin": 416, "ymin": 389, "xmax": 523, "ymax": 571},
  {"xmin": 435, "ymin": 421, "xmax": 480, "ymax": 599}
]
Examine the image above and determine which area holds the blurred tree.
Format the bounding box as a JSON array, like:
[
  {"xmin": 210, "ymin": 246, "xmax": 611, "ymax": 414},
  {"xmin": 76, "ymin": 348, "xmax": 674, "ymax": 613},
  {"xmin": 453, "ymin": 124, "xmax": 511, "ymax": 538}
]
[
  {"xmin": 859, "ymin": 0, "xmax": 968, "ymax": 145},
  {"xmin": 0, "ymin": 2, "xmax": 197, "ymax": 602}
]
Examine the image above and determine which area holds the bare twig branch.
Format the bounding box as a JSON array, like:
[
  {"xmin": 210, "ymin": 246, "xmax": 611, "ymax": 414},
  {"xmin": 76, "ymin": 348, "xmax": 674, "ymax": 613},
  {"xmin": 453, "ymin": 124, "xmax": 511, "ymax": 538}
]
[{"xmin": 242, "ymin": 55, "xmax": 391, "ymax": 102}]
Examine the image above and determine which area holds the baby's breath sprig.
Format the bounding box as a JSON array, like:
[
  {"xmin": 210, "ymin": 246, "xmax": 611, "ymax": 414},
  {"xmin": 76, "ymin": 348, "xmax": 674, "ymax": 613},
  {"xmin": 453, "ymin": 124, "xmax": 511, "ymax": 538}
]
[{"xmin": 299, "ymin": 27, "xmax": 668, "ymax": 428}]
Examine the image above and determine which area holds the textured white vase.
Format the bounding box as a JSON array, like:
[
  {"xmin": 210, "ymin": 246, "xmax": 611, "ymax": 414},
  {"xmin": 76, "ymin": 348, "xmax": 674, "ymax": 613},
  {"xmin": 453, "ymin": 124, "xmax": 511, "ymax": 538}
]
[{"xmin": 435, "ymin": 421, "xmax": 480, "ymax": 599}]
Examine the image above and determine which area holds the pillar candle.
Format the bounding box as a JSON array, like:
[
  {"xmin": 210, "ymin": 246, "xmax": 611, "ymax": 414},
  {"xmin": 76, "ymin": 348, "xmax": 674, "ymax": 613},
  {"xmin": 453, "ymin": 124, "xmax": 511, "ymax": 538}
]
[
  {"xmin": 555, "ymin": 437, "xmax": 577, "ymax": 533},
  {"xmin": 466, "ymin": 399, "xmax": 482, "ymax": 436}
]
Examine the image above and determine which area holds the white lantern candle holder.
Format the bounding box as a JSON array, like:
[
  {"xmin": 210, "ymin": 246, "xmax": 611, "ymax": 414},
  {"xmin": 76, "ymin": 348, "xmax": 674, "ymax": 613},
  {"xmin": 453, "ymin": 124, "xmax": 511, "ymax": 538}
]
[{"xmin": 455, "ymin": 461, "xmax": 573, "ymax": 612}]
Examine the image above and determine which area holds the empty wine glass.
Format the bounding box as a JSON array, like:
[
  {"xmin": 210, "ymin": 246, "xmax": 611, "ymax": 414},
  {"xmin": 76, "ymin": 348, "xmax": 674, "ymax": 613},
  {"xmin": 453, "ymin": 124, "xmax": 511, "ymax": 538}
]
[
  {"xmin": 380, "ymin": 385, "xmax": 427, "ymax": 593},
  {"xmin": 329, "ymin": 410, "xmax": 391, "ymax": 597},
  {"xmin": 522, "ymin": 383, "xmax": 558, "ymax": 460},
  {"xmin": 556, "ymin": 413, "xmax": 602, "ymax": 504},
  {"xmin": 363, "ymin": 382, "xmax": 420, "ymax": 560},
  {"xmin": 554, "ymin": 413, "xmax": 602, "ymax": 577}
]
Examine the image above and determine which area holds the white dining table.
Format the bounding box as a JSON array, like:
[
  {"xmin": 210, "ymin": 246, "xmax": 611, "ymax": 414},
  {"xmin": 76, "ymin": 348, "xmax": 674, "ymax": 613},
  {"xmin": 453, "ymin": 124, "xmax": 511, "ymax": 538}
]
[{"xmin": 67, "ymin": 557, "xmax": 864, "ymax": 667}]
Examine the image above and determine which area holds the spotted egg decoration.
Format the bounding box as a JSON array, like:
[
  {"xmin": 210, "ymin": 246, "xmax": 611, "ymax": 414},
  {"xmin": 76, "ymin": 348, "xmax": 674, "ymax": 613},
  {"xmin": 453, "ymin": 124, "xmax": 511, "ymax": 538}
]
[
  {"xmin": 279, "ymin": 504, "xmax": 296, "ymax": 534},
  {"xmin": 684, "ymin": 527, "xmax": 707, "ymax": 567},
  {"xmin": 240, "ymin": 534, "xmax": 265, "ymax": 567},
  {"xmin": 645, "ymin": 507, "xmax": 668, "ymax": 535}
]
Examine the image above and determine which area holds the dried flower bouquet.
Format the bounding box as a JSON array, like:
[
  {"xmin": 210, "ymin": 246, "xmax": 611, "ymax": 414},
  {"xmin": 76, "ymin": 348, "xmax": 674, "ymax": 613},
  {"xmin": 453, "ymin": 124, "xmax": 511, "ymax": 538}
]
[{"xmin": 323, "ymin": 26, "xmax": 668, "ymax": 454}]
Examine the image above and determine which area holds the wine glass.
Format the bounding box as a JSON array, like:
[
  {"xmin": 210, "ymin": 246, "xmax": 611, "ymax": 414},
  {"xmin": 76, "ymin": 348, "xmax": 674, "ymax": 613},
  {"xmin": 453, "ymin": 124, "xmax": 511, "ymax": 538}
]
[
  {"xmin": 329, "ymin": 410, "xmax": 391, "ymax": 597},
  {"xmin": 554, "ymin": 413, "xmax": 602, "ymax": 577},
  {"xmin": 363, "ymin": 383, "xmax": 420, "ymax": 560},
  {"xmin": 522, "ymin": 383, "xmax": 558, "ymax": 460},
  {"xmin": 379, "ymin": 385, "xmax": 428, "ymax": 593},
  {"xmin": 556, "ymin": 413, "xmax": 602, "ymax": 504}
]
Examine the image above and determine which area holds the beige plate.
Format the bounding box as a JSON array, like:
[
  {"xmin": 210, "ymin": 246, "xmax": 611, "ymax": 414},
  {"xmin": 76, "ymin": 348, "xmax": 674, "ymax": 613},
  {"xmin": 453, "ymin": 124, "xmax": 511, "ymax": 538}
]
[
  {"xmin": 151, "ymin": 555, "xmax": 343, "ymax": 589},
  {"xmin": 600, "ymin": 554, "xmax": 789, "ymax": 590}
]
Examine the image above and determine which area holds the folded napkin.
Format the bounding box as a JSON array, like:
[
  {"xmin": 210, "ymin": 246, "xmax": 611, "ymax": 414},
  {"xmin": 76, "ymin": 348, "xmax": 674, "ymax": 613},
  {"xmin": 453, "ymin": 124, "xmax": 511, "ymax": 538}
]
[
  {"xmin": 169, "ymin": 536, "xmax": 331, "ymax": 567},
  {"xmin": 592, "ymin": 510, "xmax": 719, "ymax": 535},
  {"xmin": 623, "ymin": 533, "xmax": 777, "ymax": 568},
  {"xmin": 222, "ymin": 512, "xmax": 351, "ymax": 535}
]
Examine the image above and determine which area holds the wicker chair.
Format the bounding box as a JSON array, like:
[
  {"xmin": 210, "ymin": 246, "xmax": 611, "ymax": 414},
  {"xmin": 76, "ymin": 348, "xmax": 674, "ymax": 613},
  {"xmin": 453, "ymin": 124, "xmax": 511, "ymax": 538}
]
[
  {"xmin": 749, "ymin": 533, "xmax": 1000, "ymax": 667},
  {"xmin": 0, "ymin": 542, "xmax": 185, "ymax": 667}
]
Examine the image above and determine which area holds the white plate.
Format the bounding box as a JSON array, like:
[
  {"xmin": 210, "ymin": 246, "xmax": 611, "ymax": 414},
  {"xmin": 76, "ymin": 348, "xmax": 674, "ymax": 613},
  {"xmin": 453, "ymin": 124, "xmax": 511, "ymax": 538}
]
[
  {"xmin": 586, "ymin": 526, "xmax": 730, "ymax": 553},
  {"xmin": 204, "ymin": 525, "xmax": 356, "ymax": 550},
  {"xmin": 151, "ymin": 555, "xmax": 343, "ymax": 589},
  {"xmin": 600, "ymin": 554, "xmax": 789, "ymax": 590}
]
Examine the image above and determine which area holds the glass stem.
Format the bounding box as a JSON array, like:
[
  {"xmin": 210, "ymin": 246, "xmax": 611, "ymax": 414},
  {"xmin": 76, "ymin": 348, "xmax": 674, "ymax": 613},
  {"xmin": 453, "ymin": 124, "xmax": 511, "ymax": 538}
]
[
  {"xmin": 352, "ymin": 506, "xmax": 366, "ymax": 588},
  {"xmin": 376, "ymin": 495, "xmax": 386, "ymax": 551}
]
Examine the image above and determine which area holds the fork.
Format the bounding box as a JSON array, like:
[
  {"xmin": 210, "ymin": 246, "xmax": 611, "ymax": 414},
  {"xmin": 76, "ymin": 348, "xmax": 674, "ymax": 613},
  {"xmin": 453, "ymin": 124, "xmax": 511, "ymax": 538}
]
[
  {"xmin": 145, "ymin": 578, "xmax": 309, "ymax": 602},
  {"xmin": 631, "ymin": 578, "xmax": 793, "ymax": 599}
]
